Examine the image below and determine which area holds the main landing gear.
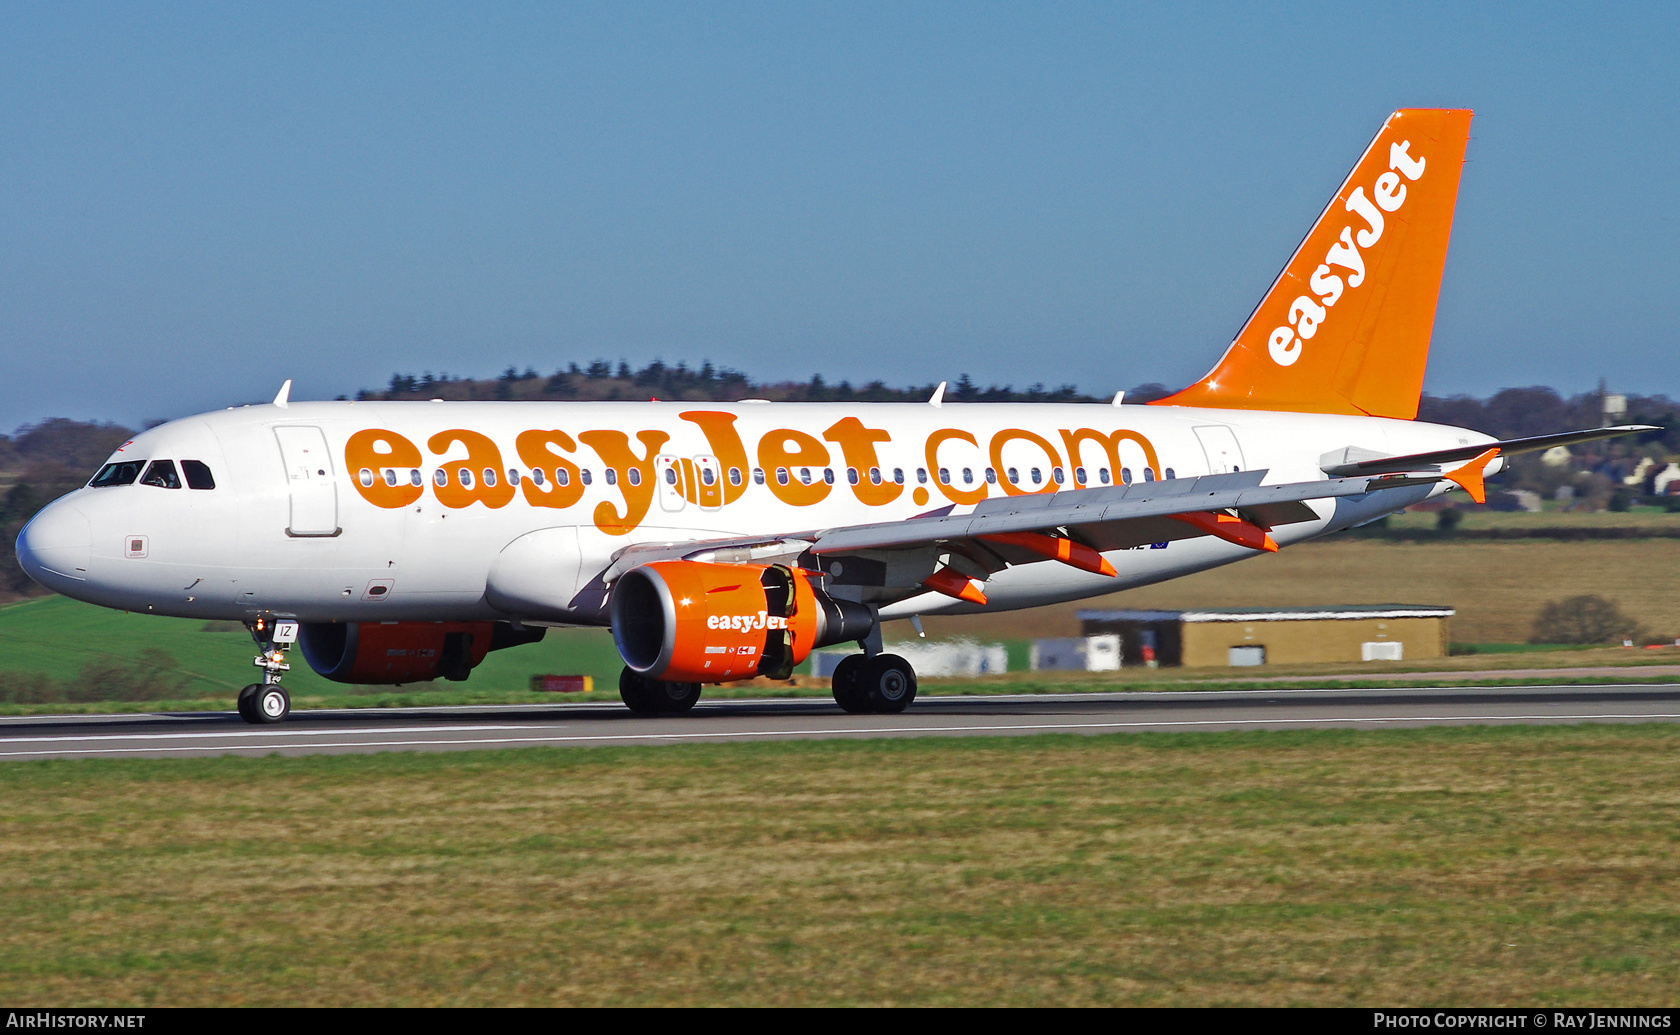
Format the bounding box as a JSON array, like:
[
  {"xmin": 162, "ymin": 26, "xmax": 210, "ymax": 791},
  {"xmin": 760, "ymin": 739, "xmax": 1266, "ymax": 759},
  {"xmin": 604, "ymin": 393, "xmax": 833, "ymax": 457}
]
[
  {"xmin": 238, "ymin": 617, "xmax": 298, "ymax": 724},
  {"xmin": 831, "ymin": 653, "xmax": 918, "ymax": 714},
  {"xmin": 619, "ymin": 668, "xmax": 702, "ymax": 715}
]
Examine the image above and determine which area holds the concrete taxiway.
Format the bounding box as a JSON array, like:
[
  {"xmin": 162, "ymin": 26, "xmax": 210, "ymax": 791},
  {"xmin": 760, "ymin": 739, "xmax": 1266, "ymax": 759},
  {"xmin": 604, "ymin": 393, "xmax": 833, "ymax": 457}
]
[{"xmin": 1, "ymin": 683, "xmax": 1678, "ymax": 761}]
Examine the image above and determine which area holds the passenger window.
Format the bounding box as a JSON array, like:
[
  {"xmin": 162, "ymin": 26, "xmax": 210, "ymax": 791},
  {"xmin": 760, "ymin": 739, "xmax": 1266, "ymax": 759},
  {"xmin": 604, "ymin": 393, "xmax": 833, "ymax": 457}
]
[
  {"xmin": 90, "ymin": 460, "xmax": 146, "ymax": 487},
  {"xmin": 847, "ymin": 468, "xmax": 859, "ymax": 485},
  {"xmin": 799, "ymin": 468, "xmax": 812, "ymax": 485},
  {"xmin": 509, "ymin": 468, "xmax": 520, "ymax": 485},
  {"xmin": 1143, "ymin": 468, "xmax": 1155, "ymax": 482},
  {"xmin": 482, "ymin": 468, "xmax": 497, "ymax": 488},
  {"xmin": 985, "ymin": 468, "xmax": 997, "ymax": 484},
  {"xmin": 823, "ymin": 469, "xmax": 835, "ymax": 485},
  {"xmin": 555, "ymin": 467, "xmax": 569, "ymax": 486},
  {"xmin": 1007, "ymin": 467, "xmax": 1019, "ymax": 484},
  {"xmin": 1074, "ymin": 467, "xmax": 1087, "ymax": 486},
  {"xmin": 1053, "ymin": 467, "xmax": 1065, "ymax": 484},
  {"xmin": 665, "ymin": 467, "xmax": 679, "ymax": 485},
  {"xmin": 359, "ymin": 468, "xmax": 375, "ymax": 488},
  {"xmin": 408, "ymin": 469, "xmax": 422, "ymax": 486},
  {"xmin": 140, "ymin": 460, "xmax": 182, "ymax": 489},
  {"xmin": 938, "ymin": 468, "xmax": 950, "ymax": 485},
  {"xmin": 580, "ymin": 469, "xmax": 593, "ymax": 485},
  {"xmin": 383, "ymin": 469, "xmax": 398, "ymax": 487},
  {"xmin": 531, "ymin": 468, "xmax": 546, "ymax": 486},
  {"xmin": 893, "ymin": 468, "xmax": 904, "ymax": 485},
  {"xmin": 459, "ymin": 467, "xmax": 475, "ymax": 489},
  {"xmin": 605, "ymin": 469, "xmax": 618, "ymax": 486},
  {"xmin": 753, "ymin": 468, "xmax": 765, "ymax": 485},
  {"xmin": 627, "ymin": 468, "xmax": 641, "ymax": 487},
  {"xmin": 962, "ymin": 468, "xmax": 973, "ymax": 485},
  {"xmin": 1099, "ymin": 468, "xmax": 1111, "ymax": 485},
  {"xmin": 1165, "ymin": 467, "xmax": 1176, "ymax": 479},
  {"xmin": 1030, "ymin": 468, "xmax": 1042, "ymax": 484},
  {"xmin": 776, "ymin": 467, "xmax": 789, "ymax": 486},
  {"xmin": 434, "ymin": 469, "xmax": 447, "ymax": 487},
  {"xmin": 869, "ymin": 467, "xmax": 882, "ymax": 485},
  {"xmin": 1121, "ymin": 468, "xmax": 1133, "ymax": 485},
  {"xmin": 181, "ymin": 460, "xmax": 216, "ymax": 490},
  {"xmin": 700, "ymin": 467, "xmax": 715, "ymax": 486},
  {"xmin": 916, "ymin": 468, "xmax": 928, "ymax": 484},
  {"xmin": 729, "ymin": 468, "xmax": 743, "ymax": 486}
]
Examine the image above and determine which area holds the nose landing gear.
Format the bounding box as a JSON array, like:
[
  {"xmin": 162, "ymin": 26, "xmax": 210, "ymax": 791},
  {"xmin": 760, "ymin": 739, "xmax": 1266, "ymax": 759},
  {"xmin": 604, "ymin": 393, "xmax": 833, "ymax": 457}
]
[{"xmin": 238, "ymin": 617, "xmax": 297, "ymax": 724}]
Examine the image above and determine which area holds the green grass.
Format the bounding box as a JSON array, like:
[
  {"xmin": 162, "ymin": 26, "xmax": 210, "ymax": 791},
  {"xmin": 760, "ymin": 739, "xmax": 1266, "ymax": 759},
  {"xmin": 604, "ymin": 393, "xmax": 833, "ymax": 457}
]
[
  {"xmin": 3, "ymin": 725, "xmax": 1680, "ymax": 1005},
  {"xmin": 0, "ymin": 594, "xmax": 627, "ymax": 707}
]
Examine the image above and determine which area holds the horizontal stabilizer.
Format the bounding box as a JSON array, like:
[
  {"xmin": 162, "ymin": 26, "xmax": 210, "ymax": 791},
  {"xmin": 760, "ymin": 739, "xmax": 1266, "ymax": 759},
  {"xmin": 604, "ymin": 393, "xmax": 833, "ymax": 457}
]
[{"xmin": 1320, "ymin": 425, "xmax": 1658, "ymax": 477}]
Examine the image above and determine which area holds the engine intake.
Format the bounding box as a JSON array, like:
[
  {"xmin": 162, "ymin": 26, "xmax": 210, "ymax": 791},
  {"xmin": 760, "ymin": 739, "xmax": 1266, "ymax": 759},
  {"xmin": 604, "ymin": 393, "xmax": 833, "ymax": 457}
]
[{"xmin": 611, "ymin": 561, "xmax": 874, "ymax": 683}]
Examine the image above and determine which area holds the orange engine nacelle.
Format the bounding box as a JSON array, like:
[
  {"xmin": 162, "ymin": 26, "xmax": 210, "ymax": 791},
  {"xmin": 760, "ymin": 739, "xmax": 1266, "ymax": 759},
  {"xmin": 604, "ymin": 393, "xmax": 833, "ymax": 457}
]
[
  {"xmin": 610, "ymin": 561, "xmax": 874, "ymax": 683},
  {"xmin": 298, "ymin": 621, "xmax": 498, "ymax": 684}
]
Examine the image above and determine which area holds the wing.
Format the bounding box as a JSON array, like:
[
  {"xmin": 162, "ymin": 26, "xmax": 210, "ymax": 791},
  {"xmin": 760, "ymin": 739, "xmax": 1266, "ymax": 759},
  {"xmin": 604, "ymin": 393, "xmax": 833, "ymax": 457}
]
[{"xmin": 602, "ymin": 467, "xmax": 1439, "ymax": 607}]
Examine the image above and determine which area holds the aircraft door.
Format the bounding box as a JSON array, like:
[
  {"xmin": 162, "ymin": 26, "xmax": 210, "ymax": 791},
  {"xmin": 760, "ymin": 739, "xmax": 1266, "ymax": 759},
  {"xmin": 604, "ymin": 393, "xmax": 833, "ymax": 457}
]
[
  {"xmin": 655, "ymin": 455, "xmax": 686, "ymax": 512},
  {"xmin": 273, "ymin": 426, "xmax": 340, "ymax": 536},
  {"xmin": 692, "ymin": 455, "xmax": 722, "ymax": 509},
  {"xmin": 1194, "ymin": 425, "xmax": 1247, "ymax": 475}
]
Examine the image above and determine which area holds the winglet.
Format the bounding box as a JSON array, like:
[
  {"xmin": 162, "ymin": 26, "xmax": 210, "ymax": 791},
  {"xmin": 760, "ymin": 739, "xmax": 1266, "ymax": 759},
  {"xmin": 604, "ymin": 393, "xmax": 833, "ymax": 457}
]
[
  {"xmin": 1444, "ymin": 447, "xmax": 1499, "ymax": 504},
  {"xmin": 1111, "ymin": 390, "xmax": 1125, "ymax": 407},
  {"xmin": 929, "ymin": 381, "xmax": 946, "ymax": 407},
  {"xmin": 273, "ymin": 379, "xmax": 292, "ymax": 408}
]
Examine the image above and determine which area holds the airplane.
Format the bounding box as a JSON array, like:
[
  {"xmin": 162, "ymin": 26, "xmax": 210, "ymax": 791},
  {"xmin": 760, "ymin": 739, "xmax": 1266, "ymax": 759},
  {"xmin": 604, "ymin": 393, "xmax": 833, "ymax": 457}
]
[{"xmin": 14, "ymin": 108, "xmax": 1653, "ymax": 724}]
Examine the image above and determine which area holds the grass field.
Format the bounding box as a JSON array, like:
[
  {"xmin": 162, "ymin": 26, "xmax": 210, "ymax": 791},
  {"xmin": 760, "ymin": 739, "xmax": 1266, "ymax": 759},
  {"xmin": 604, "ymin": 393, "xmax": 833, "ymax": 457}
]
[
  {"xmin": 2, "ymin": 726, "xmax": 1678, "ymax": 1005},
  {"xmin": 1379, "ymin": 507, "xmax": 1680, "ymax": 532},
  {"xmin": 917, "ymin": 537, "xmax": 1680, "ymax": 643}
]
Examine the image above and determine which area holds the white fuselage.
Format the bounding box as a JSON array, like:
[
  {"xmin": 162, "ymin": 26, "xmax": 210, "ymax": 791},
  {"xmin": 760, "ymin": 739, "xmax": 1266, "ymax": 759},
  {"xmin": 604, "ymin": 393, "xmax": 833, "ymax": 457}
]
[{"xmin": 16, "ymin": 399, "xmax": 1492, "ymax": 625}]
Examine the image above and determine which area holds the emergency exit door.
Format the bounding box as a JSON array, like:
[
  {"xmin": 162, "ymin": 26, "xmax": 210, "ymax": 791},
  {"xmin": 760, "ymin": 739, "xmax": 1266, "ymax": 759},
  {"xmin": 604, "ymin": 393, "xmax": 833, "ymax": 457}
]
[
  {"xmin": 274, "ymin": 426, "xmax": 340, "ymax": 536},
  {"xmin": 1194, "ymin": 425, "xmax": 1247, "ymax": 475}
]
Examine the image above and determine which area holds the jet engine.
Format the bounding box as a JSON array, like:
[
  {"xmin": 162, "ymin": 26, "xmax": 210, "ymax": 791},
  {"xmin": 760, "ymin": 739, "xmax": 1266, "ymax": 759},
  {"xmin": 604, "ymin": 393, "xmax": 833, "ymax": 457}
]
[
  {"xmin": 298, "ymin": 620, "xmax": 544, "ymax": 684},
  {"xmin": 610, "ymin": 561, "xmax": 874, "ymax": 683}
]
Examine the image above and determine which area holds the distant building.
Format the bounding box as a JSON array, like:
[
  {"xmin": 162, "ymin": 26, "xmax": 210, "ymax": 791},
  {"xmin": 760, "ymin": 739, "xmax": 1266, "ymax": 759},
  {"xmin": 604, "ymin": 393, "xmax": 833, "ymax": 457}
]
[
  {"xmin": 811, "ymin": 638, "xmax": 1008, "ymax": 678},
  {"xmin": 1030, "ymin": 635, "xmax": 1122, "ymax": 672},
  {"xmin": 1076, "ymin": 606, "xmax": 1455, "ymax": 668}
]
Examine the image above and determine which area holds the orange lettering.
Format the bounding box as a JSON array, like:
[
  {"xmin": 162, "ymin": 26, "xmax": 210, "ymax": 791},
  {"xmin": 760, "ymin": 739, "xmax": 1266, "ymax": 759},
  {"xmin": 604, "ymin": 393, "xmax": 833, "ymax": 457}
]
[
  {"xmin": 679, "ymin": 411, "xmax": 751, "ymax": 505},
  {"xmin": 427, "ymin": 429, "xmax": 516, "ymax": 509},
  {"xmin": 515, "ymin": 430, "xmax": 586, "ymax": 510},
  {"xmin": 757, "ymin": 429, "xmax": 832, "ymax": 506},
  {"xmin": 345, "ymin": 429, "xmax": 424, "ymax": 509},
  {"xmin": 1059, "ymin": 428, "xmax": 1161, "ymax": 483},
  {"xmin": 925, "ymin": 429, "xmax": 987, "ymax": 505},
  {"xmin": 990, "ymin": 429, "xmax": 1063, "ymax": 496},
  {"xmin": 578, "ymin": 429, "xmax": 669, "ymax": 534},
  {"xmin": 823, "ymin": 417, "xmax": 902, "ymax": 506}
]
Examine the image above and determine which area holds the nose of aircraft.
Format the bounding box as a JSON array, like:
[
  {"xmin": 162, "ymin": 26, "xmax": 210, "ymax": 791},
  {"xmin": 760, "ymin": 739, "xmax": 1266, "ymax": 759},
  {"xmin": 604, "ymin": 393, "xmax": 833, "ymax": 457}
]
[{"xmin": 15, "ymin": 499, "xmax": 92, "ymax": 589}]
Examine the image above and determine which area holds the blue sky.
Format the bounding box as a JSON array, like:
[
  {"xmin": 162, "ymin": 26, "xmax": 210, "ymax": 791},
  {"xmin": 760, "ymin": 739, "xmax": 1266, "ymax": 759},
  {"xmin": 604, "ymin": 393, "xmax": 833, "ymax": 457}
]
[{"xmin": 2, "ymin": 2, "xmax": 1676, "ymax": 428}]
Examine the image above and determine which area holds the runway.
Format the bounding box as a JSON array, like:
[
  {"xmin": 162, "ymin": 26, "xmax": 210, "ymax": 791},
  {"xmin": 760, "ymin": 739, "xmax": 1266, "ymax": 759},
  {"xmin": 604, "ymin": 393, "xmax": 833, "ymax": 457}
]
[{"xmin": 2, "ymin": 683, "xmax": 1680, "ymax": 761}]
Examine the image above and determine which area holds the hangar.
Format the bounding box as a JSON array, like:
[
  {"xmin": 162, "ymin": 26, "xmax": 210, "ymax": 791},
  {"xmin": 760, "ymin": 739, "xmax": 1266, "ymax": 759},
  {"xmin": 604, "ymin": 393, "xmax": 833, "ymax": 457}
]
[{"xmin": 1075, "ymin": 605, "xmax": 1455, "ymax": 668}]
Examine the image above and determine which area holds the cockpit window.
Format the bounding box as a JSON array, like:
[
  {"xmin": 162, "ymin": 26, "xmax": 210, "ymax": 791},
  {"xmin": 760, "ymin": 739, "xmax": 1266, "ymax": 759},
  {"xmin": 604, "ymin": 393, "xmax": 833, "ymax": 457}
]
[
  {"xmin": 181, "ymin": 460, "xmax": 216, "ymax": 490},
  {"xmin": 140, "ymin": 460, "xmax": 182, "ymax": 489},
  {"xmin": 89, "ymin": 460, "xmax": 145, "ymax": 487}
]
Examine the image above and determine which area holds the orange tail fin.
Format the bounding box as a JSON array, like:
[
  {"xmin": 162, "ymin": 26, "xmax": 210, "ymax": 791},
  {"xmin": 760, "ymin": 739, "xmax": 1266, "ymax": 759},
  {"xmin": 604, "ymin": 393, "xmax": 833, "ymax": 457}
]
[{"xmin": 1156, "ymin": 109, "xmax": 1472, "ymax": 419}]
